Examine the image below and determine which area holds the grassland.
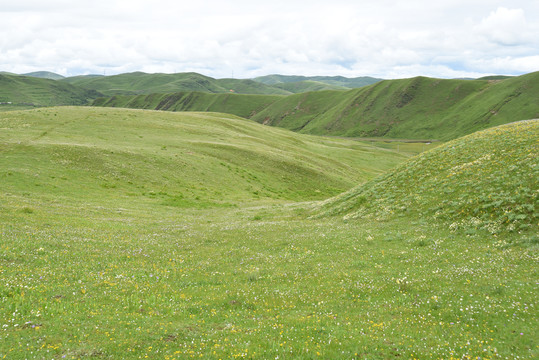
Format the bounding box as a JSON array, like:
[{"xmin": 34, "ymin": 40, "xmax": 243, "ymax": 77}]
[{"xmin": 0, "ymin": 108, "xmax": 537, "ymax": 359}]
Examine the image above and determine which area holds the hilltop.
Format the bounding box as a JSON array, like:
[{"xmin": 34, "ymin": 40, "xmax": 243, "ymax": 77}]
[{"xmin": 315, "ymin": 119, "xmax": 538, "ymax": 238}]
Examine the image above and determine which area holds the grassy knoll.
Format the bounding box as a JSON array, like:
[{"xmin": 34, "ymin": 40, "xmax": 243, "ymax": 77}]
[
  {"xmin": 316, "ymin": 119, "xmax": 539, "ymax": 240},
  {"xmin": 0, "ymin": 109, "xmax": 536, "ymax": 359},
  {"xmin": 0, "ymin": 74, "xmax": 101, "ymax": 107}
]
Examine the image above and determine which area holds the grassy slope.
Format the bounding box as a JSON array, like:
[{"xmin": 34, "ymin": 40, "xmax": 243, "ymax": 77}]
[
  {"xmin": 62, "ymin": 72, "xmax": 291, "ymax": 96},
  {"xmin": 315, "ymin": 119, "xmax": 539, "ymax": 238},
  {"xmin": 0, "ymin": 109, "xmax": 536, "ymax": 359},
  {"xmin": 0, "ymin": 74, "xmax": 101, "ymax": 107},
  {"xmin": 0, "ymin": 107, "xmax": 406, "ymax": 208},
  {"xmin": 251, "ymin": 72, "xmax": 539, "ymax": 140}
]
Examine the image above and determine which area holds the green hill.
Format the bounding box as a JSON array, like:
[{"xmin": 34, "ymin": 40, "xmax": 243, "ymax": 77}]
[
  {"xmin": 61, "ymin": 72, "xmax": 291, "ymax": 96},
  {"xmin": 0, "ymin": 73, "xmax": 102, "ymax": 108},
  {"xmin": 315, "ymin": 119, "xmax": 538, "ymax": 237},
  {"xmin": 0, "ymin": 107, "xmax": 407, "ymax": 208},
  {"xmin": 251, "ymin": 71, "xmax": 539, "ymax": 140}
]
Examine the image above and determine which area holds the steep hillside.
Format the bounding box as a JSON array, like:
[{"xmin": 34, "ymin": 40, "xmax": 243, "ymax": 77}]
[
  {"xmin": 315, "ymin": 119, "xmax": 538, "ymax": 237},
  {"xmin": 251, "ymin": 71, "xmax": 539, "ymax": 140},
  {"xmin": 93, "ymin": 92, "xmax": 282, "ymax": 119},
  {"xmin": 0, "ymin": 107, "xmax": 407, "ymax": 208},
  {"xmin": 61, "ymin": 72, "xmax": 291, "ymax": 96},
  {"xmin": 0, "ymin": 73, "xmax": 101, "ymax": 107}
]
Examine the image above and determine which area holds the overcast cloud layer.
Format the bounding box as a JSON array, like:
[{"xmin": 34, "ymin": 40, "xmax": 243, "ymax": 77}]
[{"xmin": 1, "ymin": 0, "xmax": 538, "ymax": 79}]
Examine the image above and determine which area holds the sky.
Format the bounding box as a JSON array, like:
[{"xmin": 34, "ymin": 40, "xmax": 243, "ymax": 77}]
[{"xmin": 1, "ymin": 0, "xmax": 538, "ymax": 79}]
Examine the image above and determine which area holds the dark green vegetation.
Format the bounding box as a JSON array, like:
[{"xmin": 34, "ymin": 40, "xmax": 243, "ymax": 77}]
[
  {"xmin": 0, "ymin": 106, "xmax": 537, "ymax": 359},
  {"xmin": 94, "ymin": 72, "xmax": 539, "ymax": 141},
  {"xmin": 0, "ymin": 74, "xmax": 101, "ymax": 108}
]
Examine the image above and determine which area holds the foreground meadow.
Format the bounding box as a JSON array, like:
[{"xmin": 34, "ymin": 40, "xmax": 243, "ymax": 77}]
[
  {"xmin": 0, "ymin": 109, "xmax": 537, "ymax": 359},
  {"xmin": 1, "ymin": 205, "xmax": 537, "ymax": 359}
]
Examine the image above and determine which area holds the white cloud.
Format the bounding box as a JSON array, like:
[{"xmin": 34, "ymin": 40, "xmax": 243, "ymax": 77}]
[
  {"xmin": 0, "ymin": 0, "xmax": 538, "ymax": 78},
  {"xmin": 474, "ymin": 7, "xmax": 534, "ymax": 46}
]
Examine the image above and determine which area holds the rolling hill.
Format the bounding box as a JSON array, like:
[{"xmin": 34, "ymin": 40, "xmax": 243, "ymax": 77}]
[
  {"xmin": 0, "ymin": 73, "xmax": 101, "ymax": 107},
  {"xmin": 0, "ymin": 107, "xmax": 407, "ymax": 208},
  {"xmin": 315, "ymin": 119, "xmax": 538, "ymax": 237}
]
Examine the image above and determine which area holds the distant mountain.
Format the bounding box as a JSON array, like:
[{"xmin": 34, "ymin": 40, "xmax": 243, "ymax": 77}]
[
  {"xmin": 60, "ymin": 72, "xmax": 291, "ymax": 96},
  {"xmin": 23, "ymin": 71, "xmax": 65, "ymax": 80},
  {"xmin": 59, "ymin": 72, "xmax": 381, "ymax": 96},
  {"xmin": 273, "ymin": 80, "xmax": 349, "ymax": 93},
  {"xmin": 476, "ymin": 75, "xmax": 514, "ymax": 81},
  {"xmin": 253, "ymin": 74, "xmax": 383, "ymax": 88},
  {"xmin": 0, "ymin": 73, "xmax": 102, "ymax": 106}
]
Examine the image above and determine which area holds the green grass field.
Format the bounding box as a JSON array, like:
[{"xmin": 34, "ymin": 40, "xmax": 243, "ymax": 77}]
[{"xmin": 0, "ymin": 108, "xmax": 537, "ymax": 359}]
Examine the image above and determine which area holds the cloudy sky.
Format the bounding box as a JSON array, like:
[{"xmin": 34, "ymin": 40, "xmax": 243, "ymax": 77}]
[{"xmin": 1, "ymin": 0, "xmax": 538, "ymax": 79}]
